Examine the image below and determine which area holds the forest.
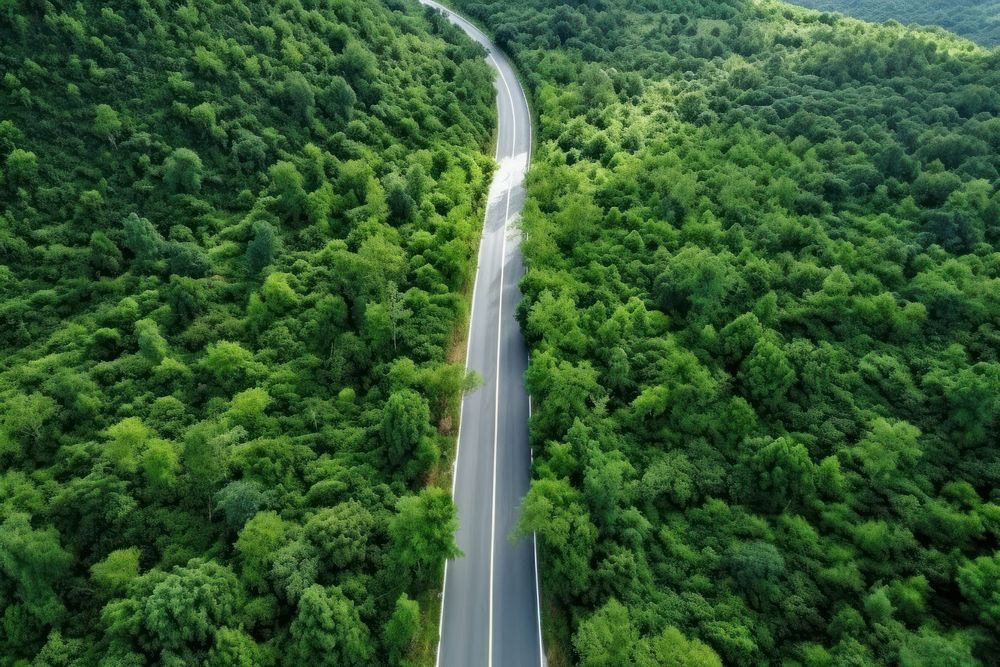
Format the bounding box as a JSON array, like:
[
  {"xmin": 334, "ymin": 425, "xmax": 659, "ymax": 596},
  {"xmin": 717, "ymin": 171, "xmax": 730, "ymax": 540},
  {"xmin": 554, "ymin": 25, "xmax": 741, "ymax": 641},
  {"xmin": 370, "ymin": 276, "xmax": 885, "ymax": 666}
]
[
  {"xmin": 0, "ymin": 0, "xmax": 497, "ymax": 664},
  {"xmin": 450, "ymin": 0, "xmax": 1000, "ymax": 665},
  {"xmin": 789, "ymin": 0, "xmax": 1000, "ymax": 48}
]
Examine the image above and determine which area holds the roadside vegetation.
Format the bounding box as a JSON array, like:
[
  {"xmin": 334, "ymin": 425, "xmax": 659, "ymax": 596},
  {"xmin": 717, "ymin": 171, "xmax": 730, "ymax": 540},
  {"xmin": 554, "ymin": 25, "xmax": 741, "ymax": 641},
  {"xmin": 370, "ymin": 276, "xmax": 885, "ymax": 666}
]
[
  {"xmin": 452, "ymin": 0, "xmax": 1000, "ymax": 664},
  {"xmin": 0, "ymin": 0, "xmax": 496, "ymax": 663}
]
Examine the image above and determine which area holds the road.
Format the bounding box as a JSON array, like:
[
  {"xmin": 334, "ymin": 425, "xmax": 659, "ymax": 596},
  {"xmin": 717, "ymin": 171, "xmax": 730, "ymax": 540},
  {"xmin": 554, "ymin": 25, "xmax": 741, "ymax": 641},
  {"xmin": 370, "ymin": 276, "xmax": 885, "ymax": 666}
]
[{"xmin": 417, "ymin": 2, "xmax": 541, "ymax": 666}]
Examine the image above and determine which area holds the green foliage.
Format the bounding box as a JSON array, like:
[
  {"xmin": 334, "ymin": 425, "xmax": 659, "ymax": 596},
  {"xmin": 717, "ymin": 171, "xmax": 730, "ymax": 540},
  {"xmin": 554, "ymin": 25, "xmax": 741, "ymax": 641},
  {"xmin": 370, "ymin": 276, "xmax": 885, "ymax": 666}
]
[
  {"xmin": 122, "ymin": 212, "xmax": 165, "ymax": 268},
  {"xmin": 214, "ymin": 481, "xmax": 265, "ymax": 532},
  {"xmin": 574, "ymin": 599, "xmax": 637, "ymax": 667},
  {"xmin": 899, "ymin": 631, "xmax": 979, "ymax": 667},
  {"xmin": 518, "ymin": 477, "xmax": 597, "ymax": 601},
  {"xmin": 0, "ymin": 0, "xmax": 496, "ymax": 660},
  {"xmin": 305, "ymin": 500, "xmax": 375, "ymax": 570},
  {"xmin": 288, "ymin": 585, "xmax": 372, "ymax": 667},
  {"xmin": 0, "ymin": 513, "xmax": 72, "ymax": 625},
  {"xmin": 207, "ymin": 627, "xmax": 269, "ymax": 667},
  {"xmin": 234, "ymin": 510, "xmax": 287, "ymax": 589},
  {"xmin": 574, "ymin": 599, "xmax": 723, "ymax": 667},
  {"xmin": 93, "ymin": 103, "xmax": 122, "ymax": 144},
  {"xmin": 5, "ymin": 147, "xmax": 37, "ymax": 183},
  {"xmin": 384, "ymin": 593, "xmax": 421, "ymax": 666},
  {"xmin": 90, "ymin": 547, "xmax": 141, "ymax": 594},
  {"xmin": 381, "ymin": 389, "xmax": 437, "ymax": 479},
  {"xmin": 270, "ymin": 539, "xmax": 319, "ymax": 604},
  {"xmin": 245, "ymin": 221, "xmax": 277, "ymax": 275},
  {"xmin": 454, "ymin": 0, "xmax": 1000, "ymax": 663},
  {"xmin": 163, "ymin": 147, "xmax": 203, "ymax": 194},
  {"xmin": 104, "ymin": 417, "xmax": 153, "ymax": 474},
  {"xmin": 789, "ymin": 0, "xmax": 1000, "ymax": 47},
  {"xmin": 957, "ymin": 554, "xmax": 1000, "ymax": 628},
  {"xmin": 103, "ymin": 558, "xmax": 243, "ymax": 655},
  {"xmin": 389, "ymin": 487, "xmax": 461, "ymax": 583}
]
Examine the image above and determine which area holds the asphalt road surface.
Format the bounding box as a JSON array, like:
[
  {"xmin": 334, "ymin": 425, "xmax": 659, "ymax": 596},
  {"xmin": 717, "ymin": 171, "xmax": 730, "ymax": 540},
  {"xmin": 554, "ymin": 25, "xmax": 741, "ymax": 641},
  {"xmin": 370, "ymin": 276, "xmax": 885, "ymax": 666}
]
[{"xmin": 417, "ymin": 2, "xmax": 542, "ymax": 666}]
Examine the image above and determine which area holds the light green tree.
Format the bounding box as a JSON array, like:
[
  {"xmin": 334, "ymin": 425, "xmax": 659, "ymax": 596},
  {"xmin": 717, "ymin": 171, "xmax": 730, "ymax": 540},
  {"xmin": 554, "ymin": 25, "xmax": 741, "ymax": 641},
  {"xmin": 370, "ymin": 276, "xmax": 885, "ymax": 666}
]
[
  {"xmin": 105, "ymin": 417, "xmax": 153, "ymax": 474},
  {"xmin": 93, "ymin": 104, "xmax": 122, "ymax": 146},
  {"xmin": 235, "ymin": 511, "xmax": 287, "ymax": 590},
  {"xmin": 90, "ymin": 547, "xmax": 140, "ymax": 595},
  {"xmin": 389, "ymin": 488, "xmax": 461, "ymax": 582},
  {"xmin": 384, "ymin": 593, "xmax": 420, "ymax": 666}
]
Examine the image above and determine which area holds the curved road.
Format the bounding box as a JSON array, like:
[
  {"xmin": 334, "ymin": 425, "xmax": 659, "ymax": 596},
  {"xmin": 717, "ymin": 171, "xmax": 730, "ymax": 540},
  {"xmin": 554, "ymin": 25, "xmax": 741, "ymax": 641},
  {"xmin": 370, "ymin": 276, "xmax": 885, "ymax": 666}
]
[{"xmin": 418, "ymin": 2, "xmax": 541, "ymax": 666}]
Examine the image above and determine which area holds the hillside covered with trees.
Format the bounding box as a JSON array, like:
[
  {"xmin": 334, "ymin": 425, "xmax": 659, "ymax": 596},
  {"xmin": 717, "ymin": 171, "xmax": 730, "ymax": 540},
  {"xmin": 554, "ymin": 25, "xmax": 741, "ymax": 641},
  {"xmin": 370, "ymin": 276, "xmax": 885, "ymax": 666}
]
[
  {"xmin": 789, "ymin": 0, "xmax": 1000, "ymax": 48},
  {"xmin": 0, "ymin": 0, "xmax": 496, "ymax": 663},
  {"xmin": 452, "ymin": 0, "xmax": 1000, "ymax": 665}
]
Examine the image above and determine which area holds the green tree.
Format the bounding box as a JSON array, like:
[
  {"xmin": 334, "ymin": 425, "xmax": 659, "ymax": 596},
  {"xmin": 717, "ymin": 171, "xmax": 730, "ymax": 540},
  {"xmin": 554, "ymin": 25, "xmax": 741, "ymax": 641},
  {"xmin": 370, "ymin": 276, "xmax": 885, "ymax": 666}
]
[
  {"xmin": 191, "ymin": 102, "xmax": 223, "ymax": 141},
  {"xmin": 643, "ymin": 626, "xmax": 723, "ymax": 667},
  {"xmin": 135, "ymin": 318, "xmax": 168, "ymax": 363},
  {"xmin": 0, "ymin": 392, "xmax": 58, "ymax": 461},
  {"xmin": 385, "ymin": 173, "xmax": 416, "ymax": 223},
  {"xmin": 957, "ymin": 553, "xmax": 1000, "ymax": 628},
  {"xmin": 0, "ymin": 513, "xmax": 71, "ymax": 624},
  {"xmin": 142, "ymin": 439, "xmax": 179, "ymax": 491},
  {"xmin": 383, "ymin": 593, "xmax": 420, "ymax": 666},
  {"xmin": 214, "ymin": 480, "xmax": 265, "ymax": 532},
  {"xmin": 246, "ymin": 220, "xmax": 277, "ymax": 275},
  {"xmin": 305, "ymin": 500, "xmax": 375, "ymax": 570},
  {"xmin": 743, "ymin": 435, "xmax": 815, "ymax": 512},
  {"xmin": 90, "ymin": 547, "xmax": 140, "ymax": 595},
  {"xmin": 232, "ymin": 130, "xmax": 268, "ymax": 172},
  {"xmin": 284, "ymin": 72, "xmax": 315, "ymax": 121},
  {"xmin": 89, "ymin": 230, "xmax": 123, "ymax": 275},
  {"xmin": 182, "ymin": 421, "xmax": 232, "ymax": 518},
  {"xmin": 235, "ymin": 510, "xmax": 287, "ymax": 590},
  {"xmin": 207, "ymin": 627, "xmax": 267, "ymax": 667},
  {"xmin": 5, "ymin": 148, "xmax": 38, "ymax": 184},
  {"xmin": 93, "ymin": 103, "xmax": 122, "ymax": 146},
  {"xmin": 380, "ymin": 389, "xmax": 436, "ymax": 478},
  {"xmin": 227, "ymin": 387, "xmax": 272, "ymax": 436},
  {"xmin": 105, "ymin": 559, "xmax": 243, "ymax": 652},
  {"xmin": 269, "ymin": 161, "xmax": 307, "ymax": 221},
  {"xmin": 899, "ymin": 630, "xmax": 978, "ymax": 667},
  {"xmin": 166, "ymin": 240, "xmax": 210, "ymax": 278},
  {"xmin": 728, "ymin": 541, "xmax": 786, "ymax": 608},
  {"xmin": 322, "ymin": 76, "xmax": 356, "ymax": 120},
  {"xmin": 163, "ymin": 147, "xmax": 203, "ymax": 193},
  {"xmin": 739, "ymin": 338, "xmax": 796, "ymax": 411},
  {"xmin": 289, "ymin": 585, "xmax": 373, "ymax": 667},
  {"xmin": 574, "ymin": 599, "xmax": 639, "ymax": 667},
  {"xmin": 389, "ymin": 487, "xmax": 461, "ymax": 582},
  {"xmin": 201, "ymin": 341, "xmax": 263, "ymax": 391},
  {"xmin": 518, "ymin": 478, "xmax": 597, "ymax": 600},
  {"xmin": 104, "ymin": 417, "xmax": 153, "ymax": 474},
  {"xmin": 121, "ymin": 212, "xmax": 164, "ymax": 268},
  {"xmin": 271, "ymin": 540, "xmax": 319, "ymax": 603}
]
